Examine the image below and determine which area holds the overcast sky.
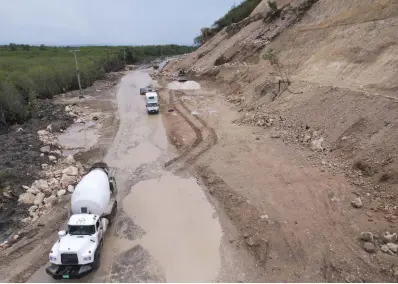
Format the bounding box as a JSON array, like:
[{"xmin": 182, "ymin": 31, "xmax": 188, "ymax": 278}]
[{"xmin": 0, "ymin": 0, "xmax": 239, "ymax": 46}]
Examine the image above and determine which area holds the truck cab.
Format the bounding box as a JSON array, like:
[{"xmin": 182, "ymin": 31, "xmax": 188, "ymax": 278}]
[{"xmin": 145, "ymin": 92, "xmax": 159, "ymax": 114}]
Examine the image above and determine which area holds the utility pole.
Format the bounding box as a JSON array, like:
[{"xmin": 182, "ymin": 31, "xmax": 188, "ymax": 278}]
[{"xmin": 70, "ymin": 49, "xmax": 82, "ymax": 95}]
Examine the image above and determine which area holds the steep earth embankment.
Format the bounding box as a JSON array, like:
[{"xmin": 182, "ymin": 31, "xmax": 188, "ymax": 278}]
[{"xmin": 157, "ymin": 0, "xmax": 398, "ymax": 281}]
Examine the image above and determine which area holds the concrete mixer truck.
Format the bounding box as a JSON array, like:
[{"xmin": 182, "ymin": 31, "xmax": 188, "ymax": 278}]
[{"xmin": 46, "ymin": 162, "xmax": 117, "ymax": 279}]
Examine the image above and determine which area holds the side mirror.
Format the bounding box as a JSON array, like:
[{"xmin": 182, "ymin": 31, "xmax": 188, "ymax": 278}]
[{"xmin": 58, "ymin": 230, "xmax": 66, "ymax": 238}]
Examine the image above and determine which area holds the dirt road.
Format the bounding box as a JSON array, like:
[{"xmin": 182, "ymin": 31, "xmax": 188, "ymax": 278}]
[{"xmin": 26, "ymin": 70, "xmax": 262, "ymax": 282}]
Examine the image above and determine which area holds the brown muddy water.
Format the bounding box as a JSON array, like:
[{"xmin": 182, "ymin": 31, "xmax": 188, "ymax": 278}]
[{"xmin": 27, "ymin": 70, "xmax": 230, "ymax": 283}]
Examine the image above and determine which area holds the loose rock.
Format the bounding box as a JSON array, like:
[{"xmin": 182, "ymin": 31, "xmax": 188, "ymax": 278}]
[
  {"xmin": 310, "ymin": 137, "xmax": 324, "ymax": 151},
  {"xmin": 382, "ymin": 232, "xmax": 397, "ymax": 243},
  {"xmin": 363, "ymin": 242, "xmax": 376, "ymax": 253},
  {"xmin": 351, "ymin": 197, "xmax": 363, "ymax": 208},
  {"xmin": 40, "ymin": 146, "xmax": 51, "ymax": 153},
  {"xmin": 47, "ymin": 178, "xmax": 60, "ymax": 191},
  {"xmin": 381, "ymin": 244, "xmax": 391, "ymax": 253},
  {"xmin": 387, "ymin": 242, "xmax": 398, "ymax": 253},
  {"xmin": 67, "ymin": 185, "xmax": 74, "ymax": 193},
  {"xmin": 360, "ymin": 232, "xmax": 374, "ymax": 242},
  {"xmin": 48, "ymin": 155, "xmax": 57, "ymax": 162},
  {"xmin": 60, "ymin": 174, "xmax": 77, "ymax": 188},
  {"xmin": 62, "ymin": 166, "xmax": 79, "ymax": 176},
  {"xmin": 44, "ymin": 195, "xmax": 57, "ymax": 205},
  {"xmin": 27, "ymin": 186, "xmax": 40, "ymax": 195},
  {"xmin": 57, "ymin": 189, "xmax": 66, "ymax": 197},
  {"xmin": 303, "ymin": 134, "xmax": 311, "ymax": 143},
  {"xmin": 34, "ymin": 192, "xmax": 45, "ymax": 205},
  {"xmin": 18, "ymin": 193, "xmax": 36, "ymax": 204},
  {"xmin": 64, "ymin": 155, "xmax": 75, "ymax": 165}
]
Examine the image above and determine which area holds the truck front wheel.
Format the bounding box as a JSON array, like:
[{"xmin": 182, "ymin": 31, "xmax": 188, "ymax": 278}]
[{"xmin": 92, "ymin": 249, "xmax": 101, "ymax": 270}]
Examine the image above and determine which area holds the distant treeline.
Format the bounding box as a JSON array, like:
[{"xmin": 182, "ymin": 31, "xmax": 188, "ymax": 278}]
[
  {"xmin": 0, "ymin": 44, "xmax": 196, "ymax": 127},
  {"xmin": 194, "ymin": 0, "xmax": 262, "ymax": 46}
]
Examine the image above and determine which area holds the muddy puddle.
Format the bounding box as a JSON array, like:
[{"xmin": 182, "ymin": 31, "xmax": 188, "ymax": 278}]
[
  {"xmin": 123, "ymin": 172, "xmax": 222, "ymax": 282},
  {"xmin": 57, "ymin": 121, "xmax": 100, "ymax": 152}
]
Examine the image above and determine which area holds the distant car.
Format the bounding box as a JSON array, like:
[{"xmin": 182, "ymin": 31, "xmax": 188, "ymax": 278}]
[{"xmin": 140, "ymin": 88, "xmax": 147, "ymax": 95}]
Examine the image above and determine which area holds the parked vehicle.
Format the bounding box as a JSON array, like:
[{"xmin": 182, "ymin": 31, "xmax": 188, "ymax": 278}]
[
  {"xmin": 46, "ymin": 162, "xmax": 117, "ymax": 279},
  {"xmin": 145, "ymin": 92, "xmax": 159, "ymax": 114},
  {"xmin": 140, "ymin": 88, "xmax": 147, "ymax": 95},
  {"xmin": 177, "ymin": 70, "xmax": 188, "ymax": 82}
]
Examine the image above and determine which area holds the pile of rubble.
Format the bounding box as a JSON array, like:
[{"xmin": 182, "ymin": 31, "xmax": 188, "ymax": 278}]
[
  {"xmin": 16, "ymin": 104, "xmax": 94, "ymax": 224},
  {"xmin": 18, "ymin": 149, "xmax": 85, "ymax": 224}
]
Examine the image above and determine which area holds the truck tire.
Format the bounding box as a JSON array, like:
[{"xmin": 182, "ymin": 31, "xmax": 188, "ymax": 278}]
[
  {"xmin": 92, "ymin": 248, "xmax": 101, "ymax": 270},
  {"xmin": 103, "ymin": 200, "xmax": 117, "ymax": 224}
]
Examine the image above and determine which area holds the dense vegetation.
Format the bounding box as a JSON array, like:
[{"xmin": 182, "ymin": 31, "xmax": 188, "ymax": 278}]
[
  {"xmin": 194, "ymin": 0, "xmax": 262, "ymax": 45},
  {"xmin": 0, "ymin": 44, "xmax": 195, "ymax": 127}
]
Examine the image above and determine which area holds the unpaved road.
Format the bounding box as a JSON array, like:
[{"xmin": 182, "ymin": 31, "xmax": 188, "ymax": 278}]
[{"xmin": 27, "ymin": 70, "xmax": 262, "ymax": 282}]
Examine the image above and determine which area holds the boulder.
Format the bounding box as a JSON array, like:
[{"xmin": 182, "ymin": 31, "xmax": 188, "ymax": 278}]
[
  {"xmin": 310, "ymin": 137, "xmax": 324, "ymax": 151},
  {"xmin": 27, "ymin": 186, "xmax": 40, "ymax": 195},
  {"xmin": 47, "ymin": 178, "xmax": 60, "ymax": 191},
  {"xmin": 28, "ymin": 205, "xmax": 38, "ymax": 212},
  {"xmin": 40, "ymin": 146, "xmax": 51, "ymax": 153},
  {"xmin": 382, "ymin": 232, "xmax": 397, "ymax": 243},
  {"xmin": 363, "ymin": 242, "xmax": 376, "ymax": 253},
  {"xmin": 64, "ymin": 155, "xmax": 75, "ymax": 165},
  {"xmin": 46, "ymin": 124, "xmax": 52, "ymax": 132},
  {"xmin": 48, "ymin": 155, "xmax": 57, "ymax": 162},
  {"xmin": 37, "ymin": 130, "xmax": 48, "ymax": 136},
  {"xmin": 41, "ymin": 164, "xmax": 49, "ymax": 170},
  {"xmin": 351, "ymin": 197, "xmax": 363, "ymax": 208},
  {"xmin": 44, "ymin": 195, "xmax": 57, "ymax": 205},
  {"xmin": 18, "ymin": 193, "xmax": 36, "ymax": 204},
  {"xmin": 57, "ymin": 189, "xmax": 66, "ymax": 197},
  {"xmin": 60, "ymin": 174, "xmax": 77, "ymax": 188},
  {"xmin": 53, "ymin": 170, "xmax": 62, "ymax": 178},
  {"xmin": 50, "ymin": 150, "xmax": 62, "ymax": 157},
  {"xmin": 303, "ymin": 134, "xmax": 311, "ymax": 143},
  {"xmin": 62, "ymin": 166, "xmax": 79, "ymax": 176},
  {"xmin": 360, "ymin": 232, "xmax": 374, "ymax": 242},
  {"xmin": 34, "ymin": 192, "xmax": 45, "ymax": 205},
  {"xmin": 67, "ymin": 185, "xmax": 74, "ymax": 193},
  {"xmin": 387, "ymin": 242, "xmax": 398, "ymax": 253},
  {"xmin": 33, "ymin": 179, "xmax": 49, "ymax": 191}
]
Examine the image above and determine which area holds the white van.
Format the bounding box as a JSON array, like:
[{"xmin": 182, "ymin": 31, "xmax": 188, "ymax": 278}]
[{"xmin": 145, "ymin": 92, "xmax": 159, "ymax": 114}]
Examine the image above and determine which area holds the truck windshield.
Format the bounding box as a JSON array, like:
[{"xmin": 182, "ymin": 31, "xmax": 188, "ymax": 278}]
[
  {"xmin": 148, "ymin": 103, "xmax": 158, "ymax": 107},
  {"xmin": 68, "ymin": 225, "xmax": 95, "ymax": 235}
]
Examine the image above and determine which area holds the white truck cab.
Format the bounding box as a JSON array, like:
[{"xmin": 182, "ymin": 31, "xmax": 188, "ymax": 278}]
[
  {"xmin": 145, "ymin": 92, "xmax": 159, "ymax": 114},
  {"xmin": 49, "ymin": 214, "xmax": 106, "ymax": 268}
]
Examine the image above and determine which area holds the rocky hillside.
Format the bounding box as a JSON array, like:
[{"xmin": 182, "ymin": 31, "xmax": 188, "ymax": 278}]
[
  {"xmin": 164, "ymin": 0, "xmax": 398, "ymax": 195},
  {"xmin": 160, "ymin": 0, "xmax": 398, "ymax": 280}
]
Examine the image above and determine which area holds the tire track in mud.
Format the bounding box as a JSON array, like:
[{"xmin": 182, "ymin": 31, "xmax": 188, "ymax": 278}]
[
  {"xmin": 177, "ymin": 93, "xmax": 218, "ymax": 167},
  {"xmin": 163, "ymin": 89, "xmax": 218, "ymax": 170},
  {"xmin": 163, "ymin": 90, "xmax": 203, "ymax": 167}
]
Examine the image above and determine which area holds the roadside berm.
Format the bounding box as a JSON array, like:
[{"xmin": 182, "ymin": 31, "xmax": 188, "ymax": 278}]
[{"xmin": 154, "ymin": 0, "xmax": 398, "ymax": 281}]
